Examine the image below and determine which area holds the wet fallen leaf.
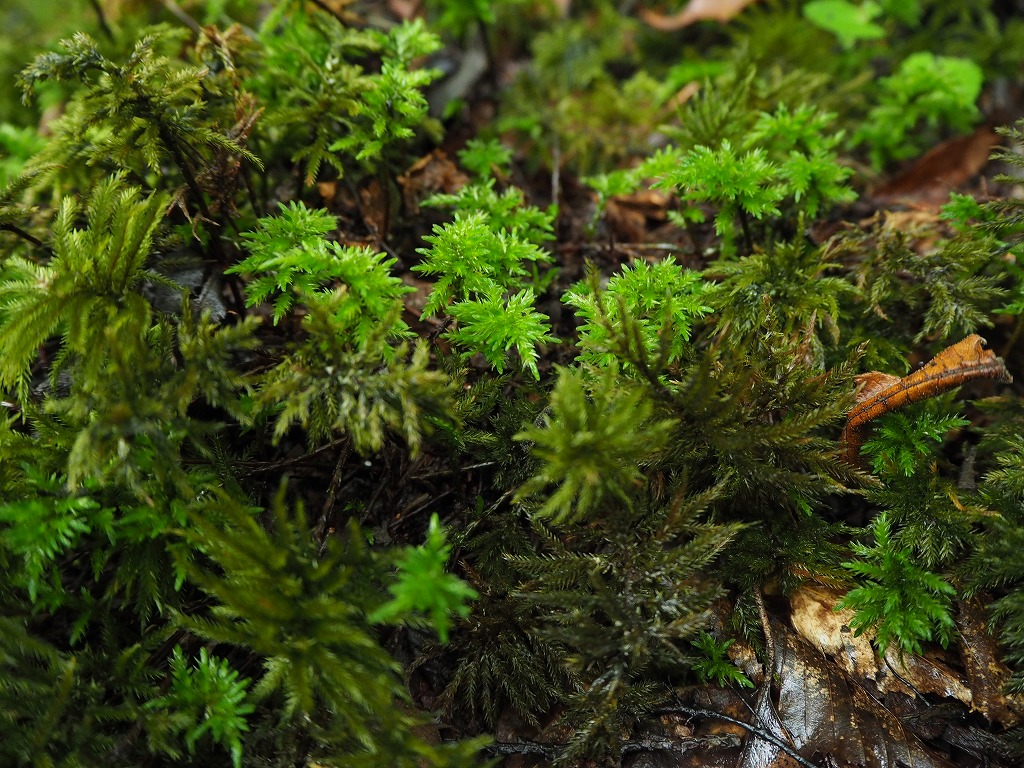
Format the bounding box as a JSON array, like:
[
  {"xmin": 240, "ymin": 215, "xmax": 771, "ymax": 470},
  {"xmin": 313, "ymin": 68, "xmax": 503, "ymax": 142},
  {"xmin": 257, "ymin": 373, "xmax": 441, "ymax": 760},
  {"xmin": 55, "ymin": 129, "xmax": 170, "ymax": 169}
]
[
  {"xmin": 874, "ymin": 126, "xmax": 1000, "ymax": 205},
  {"xmin": 883, "ymin": 648, "xmax": 972, "ymax": 706},
  {"xmin": 955, "ymin": 596, "xmax": 1024, "ymax": 726},
  {"xmin": 843, "ymin": 335, "xmax": 1012, "ymax": 462},
  {"xmin": 789, "ymin": 585, "xmax": 892, "ymax": 686},
  {"xmin": 767, "ymin": 622, "xmax": 955, "ymax": 768},
  {"xmin": 738, "ymin": 686, "xmax": 801, "ymax": 768},
  {"xmin": 640, "ymin": 0, "xmax": 762, "ymax": 31}
]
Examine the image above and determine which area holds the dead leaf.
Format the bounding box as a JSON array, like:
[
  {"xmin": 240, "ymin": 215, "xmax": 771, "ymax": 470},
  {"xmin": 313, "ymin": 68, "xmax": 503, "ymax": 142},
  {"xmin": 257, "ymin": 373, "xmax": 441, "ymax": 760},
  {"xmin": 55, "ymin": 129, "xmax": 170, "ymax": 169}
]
[
  {"xmin": 398, "ymin": 150, "xmax": 469, "ymax": 214},
  {"xmin": 874, "ymin": 126, "xmax": 1000, "ymax": 204},
  {"xmin": 789, "ymin": 585, "xmax": 892, "ymax": 687},
  {"xmin": 771, "ymin": 621, "xmax": 956, "ymax": 768},
  {"xmin": 738, "ymin": 686, "xmax": 801, "ymax": 768},
  {"xmin": 640, "ymin": 0, "xmax": 762, "ymax": 31},
  {"xmin": 317, "ymin": 180, "xmax": 338, "ymax": 203},
  {"xmin": 788, "ymin": 585, "xmax": 985, "ymax": 706},
  {"xmin": 604, "ymin": 189, "xmax": 671, "ymax": 242},
  {"xmin": 883, "ymin": 648, "xmax": 972, "ymax": 706},
  {"xmin": 359, "ymin": 179, "xmax": 390, "ymax": 239},
  {"xmin": 850, "ymin": 372, "xmax": 903, "ymax": 410},
  {"xmin": 955, "ymin": 596, "xmax": 1024, "ymax": 726},
  {"xmin": 843, "ymin": 335, "xmax": 1012, "ymax": 462}
]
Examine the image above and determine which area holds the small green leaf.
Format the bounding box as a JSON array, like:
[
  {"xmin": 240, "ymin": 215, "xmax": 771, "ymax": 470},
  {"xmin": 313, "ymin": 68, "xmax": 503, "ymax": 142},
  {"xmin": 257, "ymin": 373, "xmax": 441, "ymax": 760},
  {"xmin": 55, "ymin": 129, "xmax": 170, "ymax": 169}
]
[
  {"xmin": 804, "ymin": 1, "xmax": 886, "ymax": 49},
  {"xmin": 370, "ymin": 514, "xmax": 479, "ymax": 642}
]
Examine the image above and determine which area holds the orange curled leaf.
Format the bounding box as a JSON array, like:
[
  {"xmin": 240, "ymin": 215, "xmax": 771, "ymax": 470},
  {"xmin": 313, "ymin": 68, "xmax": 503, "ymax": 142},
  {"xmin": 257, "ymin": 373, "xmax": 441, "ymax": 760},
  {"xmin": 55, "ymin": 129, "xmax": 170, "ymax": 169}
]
[
  {"xmin": 842, "ymin": 334, "xmax": 1012, "ymax": 463},
  {"xmin": 850, "ymin": 371, "xmax": 902, "ymax": 406}
]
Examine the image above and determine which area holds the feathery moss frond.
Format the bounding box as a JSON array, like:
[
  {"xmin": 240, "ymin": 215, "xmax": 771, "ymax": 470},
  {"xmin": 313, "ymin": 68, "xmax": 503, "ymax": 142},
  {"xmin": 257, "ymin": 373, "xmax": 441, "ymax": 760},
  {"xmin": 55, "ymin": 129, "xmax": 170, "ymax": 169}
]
[{"xmin": 0, "ymin": 174, "xmax": 166, "ymax": 395}]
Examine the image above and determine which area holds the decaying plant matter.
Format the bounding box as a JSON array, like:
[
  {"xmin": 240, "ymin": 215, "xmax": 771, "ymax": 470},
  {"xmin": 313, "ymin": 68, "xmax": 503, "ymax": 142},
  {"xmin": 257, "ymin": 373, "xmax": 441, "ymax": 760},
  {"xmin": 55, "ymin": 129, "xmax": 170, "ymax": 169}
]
[{"xmin": 843, "ymin": 334, "xmax": 1012, "ymax": 462}]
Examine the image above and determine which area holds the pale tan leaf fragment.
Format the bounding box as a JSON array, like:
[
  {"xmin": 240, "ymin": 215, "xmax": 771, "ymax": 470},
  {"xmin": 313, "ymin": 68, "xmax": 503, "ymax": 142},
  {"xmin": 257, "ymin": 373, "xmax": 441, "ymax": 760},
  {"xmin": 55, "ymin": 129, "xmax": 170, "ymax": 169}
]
[
  {"xmin": 789, "ymin": 585, "xmax": 897, "ymax": 689},
  {"xmin": 640, "ymin": 0, "xmax": 762, "ymax": 31},
  {"xmin": 883, "ymin": 649, "xmax": 972, "ymax": 706}
]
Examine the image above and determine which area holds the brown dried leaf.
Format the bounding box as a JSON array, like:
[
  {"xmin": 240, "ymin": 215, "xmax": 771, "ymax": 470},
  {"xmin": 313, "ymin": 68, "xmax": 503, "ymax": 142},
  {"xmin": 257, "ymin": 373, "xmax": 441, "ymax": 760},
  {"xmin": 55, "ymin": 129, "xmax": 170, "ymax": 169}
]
[
  {"xmin": 640, "ymin": 0, "xmax": 761, "ymax": 31},
  {"xmin": 767, "ymin": 622, "xmax": 955, "ymax": 768},
  {"xmin": 605, "ymin": 198, "xmax": 648, "ymax": 242},
  {"xmin": 359, "ymin": 179, "xmax": 389, "ymax": 239},
  {"xmin": 789, "ymin": 585, "xmax": 898, "ymax": 689},
  {"xmin": 883, "ymin": 648, "xmax": 972, "ymax": 706},
  {"xmin": 317, "ymin": 180, "xmax": 338, "ymax": 203},
  {"xmin": 398, "ymin": 150, "xmax": 469, "ymax": 214},
  {"xmin": 604, "ymin": 189, "xmax": 671, "ymax": 242},
  {"xmin": 843, "ymin": 335, "xmax": 1012, "ymax": 462},
  {"xmin": 956, "ymin": 596, "xmax": 1024, "ymax": 726},
  {"xmin": 853, "ymin": 372, "xmax": 904, "ymax": 406},
  {"xmin": 874, "ymin": 126, "xmax": 1000, "ymax": 205}
]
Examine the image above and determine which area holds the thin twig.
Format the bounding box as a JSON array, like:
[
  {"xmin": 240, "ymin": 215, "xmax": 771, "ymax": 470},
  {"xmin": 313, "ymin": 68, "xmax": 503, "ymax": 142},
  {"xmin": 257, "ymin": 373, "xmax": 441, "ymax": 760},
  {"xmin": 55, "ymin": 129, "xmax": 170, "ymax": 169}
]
[
  {"xmin": 620, "ymin": 733, "xmax": 739, "ymax": 756},
  {"xmin": 315, "ymin": 440, "xmax": 351, "ymax": 548},
  {"xmin": 0, "ymin": 223, "xmax": 47, "ymax": 250},
  {"xmin": 361, "ymin": 451, "xmax": 396, "ymax": 524},
  {"xmin": 461, "ymin": 461, "xmax": 497, "ymax": 472},
  {"xmin": 237, "ymin": 439, "xmax": 346, "ymax": 476},
  {"xmin": 652, "ymin": 706, "xmax": 824, "ymax": 768},
  {"xmin": 408, "ymin": 460, "xmax": 497, "ymax": 480},
  {"xmin": 754, "ymin": 588, "xmax": 776, "ymax": 669},
  {"xmin": 476, "ymin": 19, "xmax": 499, "ymax": 90},
  {"xmin": 160, "ymin": 0, "xmax": 202, "ymax": 35},
  {"xmin": 958, "ymin": 444, "xmax": 978, "ymax": 491},
  {"xmin": 86, "ymin": 0, "xmax": 115, "ymax": 41},
  {"xmin": 739, "ymin": 209, "xmax": 753, "ymax": 254},
  {"xmin": 550, "ymin": 134, "xmax": 561, "ymax": 208},
  {"xmin": 1002, "ymin": 314, "xmax": 1024, "ymax": 360},
  {"xmin": 485, "ymin": 732, "xmax": 743, "ymax": 760},
  {"xmin": 485, "ymin": 741, "xmax": 556, "ymax": 756},
  {"xmin": 390, "ymin": 490, "xmax": 452, "ymax": 531}
]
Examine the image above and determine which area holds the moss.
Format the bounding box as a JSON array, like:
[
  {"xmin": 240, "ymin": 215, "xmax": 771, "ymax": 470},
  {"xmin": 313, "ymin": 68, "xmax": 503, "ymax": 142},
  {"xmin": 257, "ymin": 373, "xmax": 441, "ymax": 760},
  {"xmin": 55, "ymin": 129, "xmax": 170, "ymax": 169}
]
[{"xmin": 2, "ymin": 1, "xmax": 1024, "ymax": 765}]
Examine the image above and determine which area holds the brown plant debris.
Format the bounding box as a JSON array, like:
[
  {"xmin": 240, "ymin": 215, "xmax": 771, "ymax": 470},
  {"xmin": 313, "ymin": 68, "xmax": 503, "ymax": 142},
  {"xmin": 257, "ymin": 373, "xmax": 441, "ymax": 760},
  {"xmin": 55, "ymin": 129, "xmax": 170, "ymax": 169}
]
[{"xmin": 842, "ymin": 335, "xmax": 1012, "ymax": 463}]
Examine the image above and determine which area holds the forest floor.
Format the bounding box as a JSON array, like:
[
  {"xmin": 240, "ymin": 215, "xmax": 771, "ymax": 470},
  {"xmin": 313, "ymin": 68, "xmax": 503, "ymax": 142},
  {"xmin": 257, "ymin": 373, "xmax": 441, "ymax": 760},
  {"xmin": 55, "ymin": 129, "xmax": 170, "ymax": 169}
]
[{"xmin": 5, "ymin": 1, "xmax": 1024, "ymax": 767}]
